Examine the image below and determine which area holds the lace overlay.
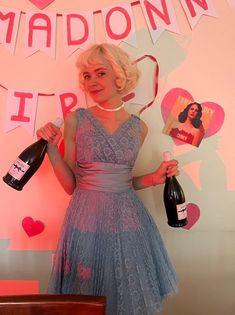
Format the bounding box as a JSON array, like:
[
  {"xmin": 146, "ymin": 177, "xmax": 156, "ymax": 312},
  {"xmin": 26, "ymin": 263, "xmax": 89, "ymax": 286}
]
[{"xmin": 47, "ymin": 108, "xmax": 177, "ymax": 315}]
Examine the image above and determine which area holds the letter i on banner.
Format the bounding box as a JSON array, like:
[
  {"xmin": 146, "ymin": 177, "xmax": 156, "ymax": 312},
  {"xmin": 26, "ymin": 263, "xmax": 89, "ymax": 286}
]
[
  {"xmin": 179, "ymin": 0, "xmax": 217, "ymax": 29},
  {"xmin": 0, "ymin": 7, "xmax": 21, "ymax": 54},
  {"xmin": 102, "ymin": 3, "xmax": 137, "ymax": 47},
  {"xmin": 25, "ymin": 11, "xmax": 57, "ymax": 58},
  {"xmin": 4, "ymin": 89, "xmax": 38, "ymax": 135}
]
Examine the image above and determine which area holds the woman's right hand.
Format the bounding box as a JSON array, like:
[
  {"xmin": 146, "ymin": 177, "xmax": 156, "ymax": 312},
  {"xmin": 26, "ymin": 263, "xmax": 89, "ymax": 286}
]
[{"xmin": 36, "ymin": 122, "xmax": 62, "ymax": 146}]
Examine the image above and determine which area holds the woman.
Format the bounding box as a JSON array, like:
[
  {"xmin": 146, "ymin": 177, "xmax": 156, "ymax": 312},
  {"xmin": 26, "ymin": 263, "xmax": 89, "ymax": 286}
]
[
  {"xmin": 169, "ymin": 102, "xmax": 205, "ymax": 147},
  {"xmin": 37, "ymin": 43, "xmax": 179, "ymax": 315}
]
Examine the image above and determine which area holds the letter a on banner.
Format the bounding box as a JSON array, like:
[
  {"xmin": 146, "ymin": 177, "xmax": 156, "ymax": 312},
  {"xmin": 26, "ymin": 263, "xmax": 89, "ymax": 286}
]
[
  {"xmin": 25, "ymin": 11, "xmax": 57, "ymax": 58},
  {"xmin": 102, "ymin": 3, "xmax": 137, "ymax": 47},
  {"xmin": 179, "ymin": 0, "xmax": 217, "ymax": 28},
  {"xmin": 0, "ymin": 7, "xmax": 21, "ymax": 54},
  {"xmin": 5, "ymin": 90, "xmax": 38, "ymax": 134}
]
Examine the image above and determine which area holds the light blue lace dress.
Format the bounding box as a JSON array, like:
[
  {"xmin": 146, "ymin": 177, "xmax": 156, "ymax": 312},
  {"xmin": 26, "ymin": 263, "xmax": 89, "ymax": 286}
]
[{"xmin": 47, "ymin": 108, "xmax": 177, "ymax": 315}]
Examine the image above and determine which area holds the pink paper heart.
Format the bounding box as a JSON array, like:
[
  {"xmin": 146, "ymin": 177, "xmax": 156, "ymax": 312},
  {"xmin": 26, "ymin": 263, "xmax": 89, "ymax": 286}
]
[
  {"xmin": 29, "ymin": 0, "xmax": 55, "ymax": 10},
  {"xmin": 183, "ymin": 203, "xmax": 200, "ymax": 230},
  {"xmin": 161, "ymin": 88, "xmax": 224, "ymax": 145},
  {"xmin": 22, "ymin": 216, "xmax": 45, "ymax": 237}
]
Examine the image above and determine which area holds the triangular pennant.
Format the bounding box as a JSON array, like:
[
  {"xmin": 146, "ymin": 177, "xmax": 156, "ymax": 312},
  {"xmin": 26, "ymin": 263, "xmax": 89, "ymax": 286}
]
[{"xmin": 102, "ymin": 3, "xmax": 137, "ymax": 47}]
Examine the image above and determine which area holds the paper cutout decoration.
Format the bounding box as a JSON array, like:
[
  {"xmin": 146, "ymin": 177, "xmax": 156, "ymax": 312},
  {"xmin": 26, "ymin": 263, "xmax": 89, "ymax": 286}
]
[
  {"xmin": 102, "ymin": 3, "xmax": 137, "ymax": 46},
  {"xmin": 22, "ymin": 216, "xmax": 45, "ymax": 237},
  {"xmin": 62, "ymin": 11, "xmax": 95, "ymax": 57},
  {"xmin": 140, "ymin": 0, "xmax": 180, "ymax": 44},
  {"xmin": 0, "ymin": 7, "xmax": 21, "ymax": 54},
  {"xmin": 183, "ymin": 203, "xmax": 200, "ymax": 230},
  {"xmin": 5, "ymin": 89, "xmax": 38, "ymax": 134},
  {"xmin": 161, "ymin": 88, "xmax": 225, "ymax": 147},
  {"xmin": 25, "ymin": 11, "xmax": 57, "ymax": 58},
  {"xmin": 227, "ymin": 0, "xmax": 235, "ymax": 8},
  {"xmin": 179, "ymin": 0, "xmax": 217, "ymax": 29},
  {"xmin": 29, "ymin": 0, "xmax": 55, "ymax": 10}
]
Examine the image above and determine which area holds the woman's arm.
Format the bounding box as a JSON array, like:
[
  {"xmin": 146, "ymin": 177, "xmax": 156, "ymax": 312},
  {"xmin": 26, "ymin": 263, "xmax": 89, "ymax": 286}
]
[
  {"xmin": 36, "ymin": 112, "xmax": 77, "ymax": 195},
  {"xmin": 132, "ymin": 160, "xmax": 179, "ymax": 190},
  {"xmin": 132, "ymin": 118, "xmax": 179, "ymax": 190}
]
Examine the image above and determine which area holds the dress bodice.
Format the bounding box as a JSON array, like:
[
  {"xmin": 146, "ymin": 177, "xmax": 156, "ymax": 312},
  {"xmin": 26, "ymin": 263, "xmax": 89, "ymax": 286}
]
[{"xmin": 75, "ymin": 108, "xmax": 141, "ymax": 167}]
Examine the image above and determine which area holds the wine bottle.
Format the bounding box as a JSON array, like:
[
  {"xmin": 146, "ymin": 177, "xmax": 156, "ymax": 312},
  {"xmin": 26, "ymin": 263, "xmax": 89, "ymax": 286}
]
[
  {"xmin": 3, "ymin": 118, "xmax": 63, "ymax": 191},
  {"xmin": 163, "ymin": 151, "xmax": 188, "ymax": 227}
]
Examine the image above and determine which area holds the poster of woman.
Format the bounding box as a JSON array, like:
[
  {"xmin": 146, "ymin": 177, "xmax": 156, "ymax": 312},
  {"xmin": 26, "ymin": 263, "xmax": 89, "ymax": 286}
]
[{"xmin": 162, "ymin": 96, "xmax": 215, "ymax": 147}]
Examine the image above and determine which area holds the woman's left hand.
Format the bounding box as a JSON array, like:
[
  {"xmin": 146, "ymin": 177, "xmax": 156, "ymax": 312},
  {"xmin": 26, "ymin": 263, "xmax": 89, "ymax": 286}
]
[{"xmin": 152, "ymin": 160, "xmax": 180, "ymax": 186}]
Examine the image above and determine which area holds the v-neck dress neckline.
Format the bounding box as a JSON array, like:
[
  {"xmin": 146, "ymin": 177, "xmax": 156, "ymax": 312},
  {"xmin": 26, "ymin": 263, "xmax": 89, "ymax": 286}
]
[{"xmin": 84, "ymin": 109, "xmax": 134, "ymax": 137}]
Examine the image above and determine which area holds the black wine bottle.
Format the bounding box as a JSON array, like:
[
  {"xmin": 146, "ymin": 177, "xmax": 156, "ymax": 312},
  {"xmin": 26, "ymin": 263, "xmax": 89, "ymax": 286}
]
[
  {"xmin": 3, "ymin": 118, "xmax": 63, "ymax": 191},
  {"xmin": 163, "ymin": 151, "xmax": 188, "ymax": 227}
]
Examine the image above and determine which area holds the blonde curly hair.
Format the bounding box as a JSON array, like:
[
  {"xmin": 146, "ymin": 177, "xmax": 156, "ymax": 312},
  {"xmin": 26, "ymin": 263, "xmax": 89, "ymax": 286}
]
[{"xmin": 76, "ymin": 43, "xmax": 140, "ymax": 95}]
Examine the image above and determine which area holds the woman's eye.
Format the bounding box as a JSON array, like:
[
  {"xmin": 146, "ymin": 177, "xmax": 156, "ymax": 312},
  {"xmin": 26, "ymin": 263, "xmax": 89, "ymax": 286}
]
[
  {"xmin": 98, "ymin": 71, "xmax": 106, "ymax": 77},
  {"xmin": 83, "ymin": 74, "xmax": 91, "ymax": 80}
]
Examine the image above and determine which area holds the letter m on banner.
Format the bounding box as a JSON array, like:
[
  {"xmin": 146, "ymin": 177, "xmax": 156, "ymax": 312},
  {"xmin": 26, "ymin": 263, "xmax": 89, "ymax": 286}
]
[{"xmin": 0, "ymin": 7, "xmax": 21, "ymax": 54}]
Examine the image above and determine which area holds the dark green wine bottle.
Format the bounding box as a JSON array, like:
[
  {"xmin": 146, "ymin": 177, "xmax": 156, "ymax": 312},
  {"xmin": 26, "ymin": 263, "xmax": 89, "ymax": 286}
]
[
  {"xmin": 163, "ymin": 151, "xmax": 188, "ymax": 227},
  {"xmin": 3, "ymin": 118, "xmax": 63, "ymax": 191}
]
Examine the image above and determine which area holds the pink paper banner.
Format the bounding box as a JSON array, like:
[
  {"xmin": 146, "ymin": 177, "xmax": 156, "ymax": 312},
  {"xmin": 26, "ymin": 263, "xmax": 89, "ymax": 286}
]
[
  {"xmin": 62, "ymin": 11, "xmax": 95, "ymax": 57},
  {"xmin": 55, "ymin": 89, "xmax": 87, "ymax": 119},
  {"xmin": 179, "ymin": 0, "xmax": 217, "ymax": 29},
  {"xmin": 102, "ymin": 3, "xmax": 137, "ymax": 46},
  {"xmin": 25, "ymin": 11, "xmax": 57, "ymax": 58},
  {"xmin": 0, "ymin": 7, "xmax": 21, "ymax": 54},
  {"xmin": 226, "ymin": 0, "xmax": 235, "ymax": 7},
  {"xmin": 140, "ymin": 0, "xmax": 180, "ymax": 44},
  {"xmin": 5, "ymin": 89, "xmax": 38, "ymax": 134}
]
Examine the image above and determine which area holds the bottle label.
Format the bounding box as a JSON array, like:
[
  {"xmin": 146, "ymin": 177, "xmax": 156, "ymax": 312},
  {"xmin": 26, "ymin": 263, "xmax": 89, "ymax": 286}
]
[
  {"xmin": 176, "ymin": 202, "xmax": 187, "ymax": 220},
  {"xmin": 8, "ymin": 158, "xmax": 30, "ymax": 180}
]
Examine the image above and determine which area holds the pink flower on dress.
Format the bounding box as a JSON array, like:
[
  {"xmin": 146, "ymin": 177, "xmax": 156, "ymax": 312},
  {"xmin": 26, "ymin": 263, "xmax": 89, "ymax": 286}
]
[{"xmin": 78, "ymin": 264, "xmax": 91, "ymax": 279}]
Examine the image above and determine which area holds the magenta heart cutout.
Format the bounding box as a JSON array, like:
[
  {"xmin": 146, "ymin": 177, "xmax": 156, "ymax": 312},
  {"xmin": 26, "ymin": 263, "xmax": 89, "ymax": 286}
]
[
  {"xmin": 183, "ymin": 203, "xmax": 200, "ymax": 230},
  {"xmin": 161, "ymin": 88, "xmax": 224, "ymax": 145},
  {"xmin": 22, "ymin": 216, "xmax": 45, "ymax": 237},
  {"xmin": 29, "ymin": 0, "xmax": 55, "ymax": 10}
]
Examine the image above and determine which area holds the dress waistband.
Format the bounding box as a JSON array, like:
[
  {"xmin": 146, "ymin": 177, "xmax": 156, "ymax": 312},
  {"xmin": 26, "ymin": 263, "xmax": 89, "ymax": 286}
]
[{"xmin": 76, "ymin": 162, "xmax": 133, "ymax": 192}]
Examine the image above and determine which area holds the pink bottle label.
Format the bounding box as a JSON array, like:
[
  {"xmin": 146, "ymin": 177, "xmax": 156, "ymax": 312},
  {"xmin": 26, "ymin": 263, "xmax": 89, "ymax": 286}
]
[
  {"xmin": 8, "ymin": 158, "xmax": 30, "ymax": 180},
  {"xmin": 176, "ymin": 202, "xmax": 187, "ymax": 220}
]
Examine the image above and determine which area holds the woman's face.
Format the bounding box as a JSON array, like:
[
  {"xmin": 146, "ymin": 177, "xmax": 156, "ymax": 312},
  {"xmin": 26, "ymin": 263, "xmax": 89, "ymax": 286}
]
[
  {"xmin": 188, "ymin": 104, "xmax": 199, "ymax": 119},
  {"xmin": 81, "ymin": 57, "xmax": 119, "ymax": 103}
]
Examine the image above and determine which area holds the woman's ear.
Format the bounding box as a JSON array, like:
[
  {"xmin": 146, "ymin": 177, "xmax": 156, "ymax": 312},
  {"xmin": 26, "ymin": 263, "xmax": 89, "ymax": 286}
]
[{"xmin": 115, "ymin": 77, "xmax": 126, "ymax": 91}]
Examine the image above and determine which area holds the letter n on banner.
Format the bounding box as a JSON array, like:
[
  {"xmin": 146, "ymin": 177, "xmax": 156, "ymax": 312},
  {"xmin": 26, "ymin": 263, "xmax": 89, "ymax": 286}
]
[
  {"xmin": 0, "ymin": 7, "xmax": 21, "ymax": 54},
  {"xmin": 140, "ymin": 0, "xmax": 180, "ymax": 44},
  {"xmin": 5, "ymin": 90, "xmax": 38, "ymax": 134},
  {"xmin": 179, "ymin": 0, "xmax": 217, "ymax": 28},
  {"xmin": 102, "ymin": 3, "xmax": 137, "ymax": 47}
]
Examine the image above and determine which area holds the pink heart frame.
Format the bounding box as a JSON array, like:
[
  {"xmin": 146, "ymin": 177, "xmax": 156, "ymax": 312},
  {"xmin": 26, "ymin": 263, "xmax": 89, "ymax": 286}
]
[{"xmin": 161, "ymin": 88, "xmax": 225, "ymax": 145}]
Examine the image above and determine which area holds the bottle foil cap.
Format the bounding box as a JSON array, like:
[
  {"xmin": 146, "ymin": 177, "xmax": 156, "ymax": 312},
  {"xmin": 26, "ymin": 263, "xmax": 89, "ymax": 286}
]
[
  {"xmin": 163, "ymin": 151, "xmax": 171, "ymax": 162},
  {"xmin": 53, "ymin": 118, "xmax": 63, "ymax": 128}
]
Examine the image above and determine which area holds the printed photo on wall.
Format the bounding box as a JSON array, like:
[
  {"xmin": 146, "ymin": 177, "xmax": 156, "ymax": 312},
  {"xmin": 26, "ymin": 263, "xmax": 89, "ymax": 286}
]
[{"xmin": 162, "ymin": 96, "xmax": 215, "ymax": 147}]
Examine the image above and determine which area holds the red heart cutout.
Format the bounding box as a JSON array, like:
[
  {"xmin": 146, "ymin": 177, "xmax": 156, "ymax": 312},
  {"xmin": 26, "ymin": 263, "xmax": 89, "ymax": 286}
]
[
  {"xmin": 183, "ymin": 203, "xmax": 200, "ymax": 230},
  {"xmin": 161, "ymin": 88, "xmax": 224, "ymax": 145},
  {"xmin": 22, "ymin": 217, "xmax": 45, "ymax": 237},
  {"xmin": 29, "ymin": 0, "xmax": 55, "ymax": 10}
]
